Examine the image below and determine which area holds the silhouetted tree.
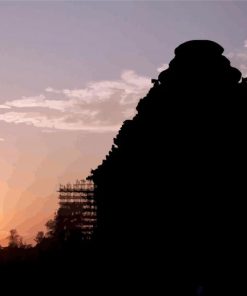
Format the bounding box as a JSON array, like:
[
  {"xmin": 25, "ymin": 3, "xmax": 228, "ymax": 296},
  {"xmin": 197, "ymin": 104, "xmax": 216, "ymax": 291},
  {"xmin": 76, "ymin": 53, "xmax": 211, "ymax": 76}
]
[
  {"xmin": 8, "ymin": 229, "xmax": 23, "ymax": 248},
  {"xmin": 35, "ymin": 231, "xmax": 45, "ymax": 244},
  {"xmin": 45, "ymin": 219, "xmax": 56, "ymax": 238}
]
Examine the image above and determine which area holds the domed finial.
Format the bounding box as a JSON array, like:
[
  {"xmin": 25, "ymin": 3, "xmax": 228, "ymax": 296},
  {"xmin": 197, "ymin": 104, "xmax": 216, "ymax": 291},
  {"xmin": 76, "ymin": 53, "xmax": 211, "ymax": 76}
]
[{"xmin": 174, "ymin": 40, "xmax": 224, "ymax": 56}]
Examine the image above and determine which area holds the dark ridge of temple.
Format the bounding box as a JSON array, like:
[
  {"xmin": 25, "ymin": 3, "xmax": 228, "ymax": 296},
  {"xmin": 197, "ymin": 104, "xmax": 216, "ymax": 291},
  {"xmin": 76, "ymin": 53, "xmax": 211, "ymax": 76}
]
[{"xmin": 89, "ymin": 40, "xmax": 247, "ymax": 293}]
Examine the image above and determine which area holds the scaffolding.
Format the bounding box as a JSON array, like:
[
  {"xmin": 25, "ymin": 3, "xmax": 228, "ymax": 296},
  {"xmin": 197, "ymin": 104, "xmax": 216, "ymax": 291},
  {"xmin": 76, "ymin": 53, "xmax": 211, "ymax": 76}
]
[{"xmin": 58, "ymin": 179, "xmax": 97, "ymax": 240}]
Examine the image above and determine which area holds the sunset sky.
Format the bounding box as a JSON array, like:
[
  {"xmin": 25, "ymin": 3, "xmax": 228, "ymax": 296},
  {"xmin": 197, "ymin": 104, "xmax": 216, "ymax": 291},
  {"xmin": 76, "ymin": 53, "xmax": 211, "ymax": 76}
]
[{"xmin": 1, "ymin": 1, "xmax": 247, "ymax": 244}]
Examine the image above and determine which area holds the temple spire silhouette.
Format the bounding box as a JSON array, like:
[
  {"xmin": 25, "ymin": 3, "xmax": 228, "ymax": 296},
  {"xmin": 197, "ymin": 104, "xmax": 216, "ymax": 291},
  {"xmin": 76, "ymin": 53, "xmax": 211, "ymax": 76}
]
[{"xmin": 89, "ymin": 40, "xmax": 247, "ymax": 294}]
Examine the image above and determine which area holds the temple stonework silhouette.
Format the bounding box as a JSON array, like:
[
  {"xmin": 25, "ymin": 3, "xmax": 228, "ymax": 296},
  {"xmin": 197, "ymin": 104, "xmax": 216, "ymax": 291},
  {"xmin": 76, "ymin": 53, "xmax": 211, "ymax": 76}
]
[{"xmin": 88, "ymin": 40, "xmax": 247, "ymax": 294}]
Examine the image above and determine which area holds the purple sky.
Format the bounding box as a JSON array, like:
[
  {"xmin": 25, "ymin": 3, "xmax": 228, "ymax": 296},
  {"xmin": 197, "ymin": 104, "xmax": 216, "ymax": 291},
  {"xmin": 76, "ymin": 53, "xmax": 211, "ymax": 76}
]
[{"xmin": 0, "ymin": 1, "xmax": 247, "ymax": 243}]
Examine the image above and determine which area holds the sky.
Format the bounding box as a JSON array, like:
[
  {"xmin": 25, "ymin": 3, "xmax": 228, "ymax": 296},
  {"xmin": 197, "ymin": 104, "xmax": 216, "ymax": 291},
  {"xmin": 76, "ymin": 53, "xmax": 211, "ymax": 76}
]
[{"xmin": 0, "ymin": 0, "xmax": 247, "ymax": 244}]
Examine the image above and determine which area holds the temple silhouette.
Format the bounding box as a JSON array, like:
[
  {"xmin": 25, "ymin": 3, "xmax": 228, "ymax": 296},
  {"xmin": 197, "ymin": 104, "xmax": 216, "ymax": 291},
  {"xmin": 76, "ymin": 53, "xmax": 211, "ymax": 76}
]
[{"xmin": 88, "ymin": 40, "xmax": 247, "ymax": 294}]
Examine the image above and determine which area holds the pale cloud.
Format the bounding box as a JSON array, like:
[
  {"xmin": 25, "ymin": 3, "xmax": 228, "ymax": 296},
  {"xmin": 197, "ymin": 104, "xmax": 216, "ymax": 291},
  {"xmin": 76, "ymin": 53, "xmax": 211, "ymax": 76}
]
[
  {"xmin": 157, "ymin": 63, "xmax": 169, "ymax": 73},
  {"xmin": 62, "ymin": 70, "xmax": 151, "ymax": 105},
  {"xmin": 244, "ymin": 40, "xmax": 247, "ymax": 48},
  {"xmin": 0, "ymin": 112, "xmax": 119, "ymax": 132},
  {"xmin": 227, "ymin": 50, "xmax": 247, "ymax": 77},
  {"xmin": 45, "ymin": 87, "xmax": 61, "ymax": 94},
  {"xmin": 4, "ymin": 95, "xmax": 75, "ymax": 112},
  {"xmin": 0, "ymin": 105, "xmax": 11, "ymax": 109},
  {"xmin": 122, "ymin": 108, "xmax": 137, "ymax": 119},
  {"xmin": 235, "ymin": 53, "xmax": 247, "ymax": 61},
  {"xmin": 240, "ymin": 64, "xmax": 247, "ymax": 76},
  {"xmin": 0, "ymin": 70, "xmax": 151, "ymax": 132},
  {"xmin": 0, "ymin": 138, "xmax": 4, "ymax": 142}
]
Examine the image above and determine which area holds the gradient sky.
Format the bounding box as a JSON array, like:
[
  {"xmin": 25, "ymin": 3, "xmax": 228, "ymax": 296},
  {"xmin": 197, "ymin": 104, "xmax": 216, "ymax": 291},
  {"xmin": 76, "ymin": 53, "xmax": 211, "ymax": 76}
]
[{"xmin": 1, "ymin": 1, "xmax": 247, "ymax": 244}]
